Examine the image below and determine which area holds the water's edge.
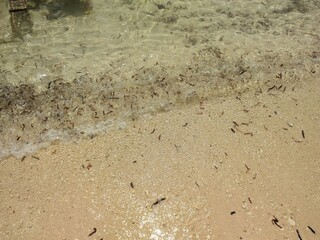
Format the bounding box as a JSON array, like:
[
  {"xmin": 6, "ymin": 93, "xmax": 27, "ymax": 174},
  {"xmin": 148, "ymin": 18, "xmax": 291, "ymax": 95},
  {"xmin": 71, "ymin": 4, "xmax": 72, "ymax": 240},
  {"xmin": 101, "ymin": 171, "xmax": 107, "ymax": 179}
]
[{"xmin": 1, "ymin": 0, "xmax": 319, "ymax": 159}]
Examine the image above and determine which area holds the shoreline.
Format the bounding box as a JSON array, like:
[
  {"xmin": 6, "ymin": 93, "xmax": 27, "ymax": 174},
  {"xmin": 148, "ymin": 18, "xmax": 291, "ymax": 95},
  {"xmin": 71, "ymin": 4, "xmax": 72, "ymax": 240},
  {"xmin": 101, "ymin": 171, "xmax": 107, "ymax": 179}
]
[
  {"xmin": 1, "ymin": 76, "xmax": 319, "ymax": 239},
  {"xmin": 1, "ymin": 0, "xmax": 319, "ymax": 162}
]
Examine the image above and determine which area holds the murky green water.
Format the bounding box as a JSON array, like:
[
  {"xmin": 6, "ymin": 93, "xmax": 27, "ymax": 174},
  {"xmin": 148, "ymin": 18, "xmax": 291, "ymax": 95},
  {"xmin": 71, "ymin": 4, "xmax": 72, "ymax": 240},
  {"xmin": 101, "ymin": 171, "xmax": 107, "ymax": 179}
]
[{"xmin": 0, "ymin": 0, "xmax": 319, "ymax": 158}]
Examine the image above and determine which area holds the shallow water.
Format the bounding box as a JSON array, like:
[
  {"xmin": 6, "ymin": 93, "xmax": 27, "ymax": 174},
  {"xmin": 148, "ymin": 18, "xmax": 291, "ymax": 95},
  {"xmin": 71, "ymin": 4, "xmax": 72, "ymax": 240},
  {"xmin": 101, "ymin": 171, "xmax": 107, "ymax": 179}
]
[{"xmin": 0, "ymin": 0, "xmax": 319, "ymax": 159}]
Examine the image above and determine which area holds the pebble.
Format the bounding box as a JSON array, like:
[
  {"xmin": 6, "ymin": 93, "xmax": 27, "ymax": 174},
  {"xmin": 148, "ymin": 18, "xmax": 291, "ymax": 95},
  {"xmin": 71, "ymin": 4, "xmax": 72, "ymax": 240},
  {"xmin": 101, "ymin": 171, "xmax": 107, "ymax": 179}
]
[{"xmin": 288, "ymin": 218, "xmax": 295, "ymax": 226}]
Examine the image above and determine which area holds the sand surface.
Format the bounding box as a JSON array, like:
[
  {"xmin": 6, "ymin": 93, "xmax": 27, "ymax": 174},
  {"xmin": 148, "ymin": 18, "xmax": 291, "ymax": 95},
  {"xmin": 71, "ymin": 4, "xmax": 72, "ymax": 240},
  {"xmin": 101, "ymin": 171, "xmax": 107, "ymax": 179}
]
[
  {"xmin": 1, "ymin": 0, "xmax": 320, "ymax": 239},
  {"xmin": 1, "ymin": 77, "xmax": 319, "ymax": 239}
]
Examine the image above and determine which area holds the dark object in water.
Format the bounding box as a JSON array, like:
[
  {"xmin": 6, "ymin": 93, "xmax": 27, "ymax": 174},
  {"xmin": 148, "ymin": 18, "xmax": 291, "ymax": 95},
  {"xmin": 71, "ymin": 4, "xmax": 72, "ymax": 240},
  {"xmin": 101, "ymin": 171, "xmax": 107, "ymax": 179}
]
[
  {"xmin": 46, "ymin": 0, "xmax": 93, "ymax": 20},
  {"xmin": 9, "ymin": 0, "xmax": 28, "ymax": 11},
  {"xmin": 10, "ymin": 9, "xmax": 33, "ymax": 39},
  {"xmin": 8, "ymin": 0, "xmax": 32, "ymax": 39}
]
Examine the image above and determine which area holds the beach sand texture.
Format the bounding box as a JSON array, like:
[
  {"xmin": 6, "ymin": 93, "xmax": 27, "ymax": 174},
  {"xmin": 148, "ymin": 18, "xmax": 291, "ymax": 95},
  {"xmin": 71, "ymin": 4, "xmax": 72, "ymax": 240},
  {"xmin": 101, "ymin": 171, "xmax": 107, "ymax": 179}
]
[{"xmin": 0, "ymin": 0, "xmax": 320, "ymax": 239}]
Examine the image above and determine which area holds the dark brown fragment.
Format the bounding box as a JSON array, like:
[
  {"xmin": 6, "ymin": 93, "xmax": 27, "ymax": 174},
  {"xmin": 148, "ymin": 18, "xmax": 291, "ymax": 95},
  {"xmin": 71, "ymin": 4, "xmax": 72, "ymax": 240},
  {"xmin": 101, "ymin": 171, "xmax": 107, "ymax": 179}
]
[
  {"xmin": 130, "ymin": 182, "xmax": 134, "ymax": 188},
  {"xmin": 152, "ymin": 197, "xmax": 166, "ymax": 207},
  {"xmin": 32, "ymin": 155, "xmax": 39, "ymax": 160},
  {"xmin": 245, "ymin": 164, "xmax": 250, "ymax": 173},
  {"xmin": 293, "ymin": 137, "xmax": 302, "ymax": 143},
  {"xmin": 271, "ymin": 216, "xmax": 283, "ymax": 229},
  {"xmin": 301, "ymin": 130, "xmax": 305, "ymax": 139},
  {"xmin": 308, "ymin": 226, "xmax": 316, "ymax": 234},
  {"xmin": 231, "ymin": 128, "xmax": 235, "ymax": 133},
  {"xmin": 86, "ymin": 163, "xmax": 92, "ymax": 170},
  {"xmin": 88, "ymin": 228, "xmax": 97, "ymax": 237},
  {"xmin": 268, "ymin": 85, "xmax": 276, "ymax": 91},
  {"xmin": 174, "ymin": 144, "xmax": 179, "ymax": 152},
  {"xmin": 296, "ymin": 229, "xmax": 302, "ymax": 240},
  {"xmin": 230, "ymin": 211, "xmax": 236, "ymax": 215}
]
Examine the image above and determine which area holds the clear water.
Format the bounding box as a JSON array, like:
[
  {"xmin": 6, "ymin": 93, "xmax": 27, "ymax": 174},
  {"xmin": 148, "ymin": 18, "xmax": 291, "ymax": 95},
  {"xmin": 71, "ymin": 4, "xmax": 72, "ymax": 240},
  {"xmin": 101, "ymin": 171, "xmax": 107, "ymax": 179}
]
[{"xmin": 0, "ymin": 0, "xmax": 319, "ymax": 159}]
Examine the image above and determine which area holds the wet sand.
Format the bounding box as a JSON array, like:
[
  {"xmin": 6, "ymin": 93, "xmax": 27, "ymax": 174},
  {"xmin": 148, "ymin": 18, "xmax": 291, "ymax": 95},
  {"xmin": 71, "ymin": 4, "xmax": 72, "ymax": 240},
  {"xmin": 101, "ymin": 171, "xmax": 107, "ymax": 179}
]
[
  {"xmin": 1, "ymin": 77, "xmax": 319, "ymax": 239},
  {"xmin": 1, "ymin": 0, "xmax": 319, "ymax": 159}
]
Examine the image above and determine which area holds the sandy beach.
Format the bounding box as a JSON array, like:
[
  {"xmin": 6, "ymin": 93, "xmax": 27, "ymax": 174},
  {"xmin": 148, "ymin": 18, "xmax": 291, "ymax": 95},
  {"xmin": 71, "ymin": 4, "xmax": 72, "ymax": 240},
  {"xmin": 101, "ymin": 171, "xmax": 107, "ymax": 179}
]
[
  {"xmin": 1, "ymin": 76, "xmax": 319, "ymax": 239},
  {"xmin": 1, "ymin": 0, "xmax": 320, "ymax": 239}
]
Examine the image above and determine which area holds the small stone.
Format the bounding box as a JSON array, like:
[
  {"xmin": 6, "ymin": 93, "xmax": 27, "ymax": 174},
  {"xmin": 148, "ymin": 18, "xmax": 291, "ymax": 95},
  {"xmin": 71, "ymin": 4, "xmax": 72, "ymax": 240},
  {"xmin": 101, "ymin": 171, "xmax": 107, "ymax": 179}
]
[{"xmin": 288, "ymin": 218, "xmax": 295, "ymax": 226}]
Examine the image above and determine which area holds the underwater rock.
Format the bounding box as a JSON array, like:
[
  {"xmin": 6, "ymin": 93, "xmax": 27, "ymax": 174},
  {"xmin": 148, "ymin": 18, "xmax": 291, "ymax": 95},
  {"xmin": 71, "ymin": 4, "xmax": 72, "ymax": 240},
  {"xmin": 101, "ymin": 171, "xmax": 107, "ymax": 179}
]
[{"xmin": 46, "ymin": 0, "xmax": 92, "ymax": 20}]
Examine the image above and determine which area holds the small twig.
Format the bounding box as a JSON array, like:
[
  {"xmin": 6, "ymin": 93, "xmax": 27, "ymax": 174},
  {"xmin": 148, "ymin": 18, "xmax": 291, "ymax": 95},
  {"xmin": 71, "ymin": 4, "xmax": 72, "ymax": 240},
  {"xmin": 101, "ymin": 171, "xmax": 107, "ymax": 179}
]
[
  {"xmin": 308, "ymin": 226, "xmax": 316, "ymax": 234},
  {"xmin": 245, "ymin": 164, "xmax": 250, "ymax": 173},
  {"xmin": 296, "ymin": 229, "xmax": 302, "ymax": 240},
  {"xmin": 88, "ymin": 228, "xmax": 97, "ymax": 237},
  {"xmin": 271, "ymin": 216, "xmax": 283, "ymax": 229},
  {"xmin": 151, "ymin": 197, "xmax": 166, "ymax": 208}
]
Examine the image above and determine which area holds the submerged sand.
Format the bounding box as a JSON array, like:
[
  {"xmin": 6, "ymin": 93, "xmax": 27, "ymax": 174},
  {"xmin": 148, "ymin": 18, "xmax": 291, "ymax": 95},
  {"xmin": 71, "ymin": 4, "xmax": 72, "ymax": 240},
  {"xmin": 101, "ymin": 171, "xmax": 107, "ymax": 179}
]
[{"xmin": 1, "ymin": 77, "xmax": 319, "ymax": 239}]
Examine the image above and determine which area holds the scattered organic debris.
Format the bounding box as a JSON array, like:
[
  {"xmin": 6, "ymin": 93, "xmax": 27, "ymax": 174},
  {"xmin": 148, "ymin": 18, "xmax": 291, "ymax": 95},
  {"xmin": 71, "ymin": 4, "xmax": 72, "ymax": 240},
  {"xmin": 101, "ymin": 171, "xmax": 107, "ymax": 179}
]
[
  {"xmin": 271, "ymin": 215, "xmax": 283, "ymax": 229},
  {"xmin": 88, "ymin": 227, "xmax": 97, "ymax": 237},
  {"xmin": 296, "ymin": 229, "xmax": 302, "ymax": 240},
  {"xmin": 308, "ymin": 226, "xmax": 316, "ymax": 234},
  {"xmin": 151, "ymin": 197, "xmax": 166, "ymax": 208}
]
